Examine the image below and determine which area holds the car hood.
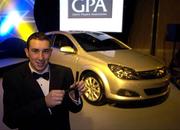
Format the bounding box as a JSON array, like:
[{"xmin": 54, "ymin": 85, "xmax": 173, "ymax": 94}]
[{"xmin": 88, "ymin": 49, "xmax": 164, "ymax": 71}]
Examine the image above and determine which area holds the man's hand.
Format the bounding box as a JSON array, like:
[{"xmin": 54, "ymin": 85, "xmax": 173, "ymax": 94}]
[
  {"xmin": 68, "ymin": 80, "xmax": 86, "ymax": 101},
  {"xmin": 75, "ymin": 80, "xmax": 86, "ymax": 96},
  {"xmin": 45, "ymin": 90, "xmax": 65, "ymax": 108}
]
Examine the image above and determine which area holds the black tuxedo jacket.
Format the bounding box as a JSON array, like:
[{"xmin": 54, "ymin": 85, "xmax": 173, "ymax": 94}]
[{"xmin": 2, "ymin": 62, "xmax": 83, "ymax": 130}]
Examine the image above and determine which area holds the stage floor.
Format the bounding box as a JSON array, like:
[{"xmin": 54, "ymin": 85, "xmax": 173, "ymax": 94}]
[{"xmin": 0, "ymin": 78, "xmax": 180, "ymax": 130}]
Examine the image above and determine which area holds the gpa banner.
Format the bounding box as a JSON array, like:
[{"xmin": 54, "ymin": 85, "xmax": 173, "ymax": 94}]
[{"xmin": 60, "ymin": 0, "xmax": 124, "ymax": 32}]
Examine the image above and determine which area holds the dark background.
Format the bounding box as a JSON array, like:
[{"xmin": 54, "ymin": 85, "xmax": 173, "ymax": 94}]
[{"xmin": 34, "ymin": 0, "xmax": 137, "ymax": 43}]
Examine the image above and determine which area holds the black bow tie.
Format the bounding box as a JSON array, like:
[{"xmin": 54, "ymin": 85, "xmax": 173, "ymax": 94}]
[{"xmin": 32, "ymin": 72, "xmax": 49, "ymax": 80}]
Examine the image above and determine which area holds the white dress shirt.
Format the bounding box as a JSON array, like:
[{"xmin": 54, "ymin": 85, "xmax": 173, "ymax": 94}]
[{"xmin": 29, "ymin": 63, "xmax": 50, "ymax": 96}]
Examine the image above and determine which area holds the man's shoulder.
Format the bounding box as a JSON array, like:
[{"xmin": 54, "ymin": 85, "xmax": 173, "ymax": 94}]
[
  {"xmin": 50, "ymin": 63, "xmax": 72, "ymax": 71},
  {"xmin": 3, "ymin": 62, "xmax": 28, "ymax": 77}
]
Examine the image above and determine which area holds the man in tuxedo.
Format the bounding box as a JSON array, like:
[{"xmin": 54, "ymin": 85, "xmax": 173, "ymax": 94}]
[{"xmin": 2, "ymin": 32, "xmax": 85, "ymax": 130}]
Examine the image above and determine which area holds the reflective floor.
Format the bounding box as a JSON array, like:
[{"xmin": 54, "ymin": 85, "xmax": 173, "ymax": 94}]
[{"xmin": 0, "ymin": 78, "xmax": 180, "ymax": 130}]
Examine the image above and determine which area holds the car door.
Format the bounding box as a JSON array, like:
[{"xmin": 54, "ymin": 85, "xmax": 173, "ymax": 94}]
[{"xmin": 50, "ymin": 33, "xmax": 79, "ymax": 77}]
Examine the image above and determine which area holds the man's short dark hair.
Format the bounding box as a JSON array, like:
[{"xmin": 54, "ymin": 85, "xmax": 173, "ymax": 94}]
[{"xmin": 26, "ymin": 32, "xmax": 52, "ymax": 49}]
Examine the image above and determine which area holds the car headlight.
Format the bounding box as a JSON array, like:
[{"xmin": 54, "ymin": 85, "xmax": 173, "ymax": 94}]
[
  {"xmin": 156, "ymin": 67, "xmax": 167, "ymax": 77},
  {"xmin": 108, "ymin": 64, "xmax": 138, "ymax": 80}
]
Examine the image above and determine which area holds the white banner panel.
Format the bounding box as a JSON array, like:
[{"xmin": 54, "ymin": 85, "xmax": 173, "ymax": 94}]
[{"xmin": 60, "ymin": 0, "xmax": 124, "ymax": 32}]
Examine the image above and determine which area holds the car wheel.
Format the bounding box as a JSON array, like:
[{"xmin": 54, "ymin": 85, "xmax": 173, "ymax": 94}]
[{"xmin": 82, "ymin": 72, "xmax": 106, "ymax": 106}]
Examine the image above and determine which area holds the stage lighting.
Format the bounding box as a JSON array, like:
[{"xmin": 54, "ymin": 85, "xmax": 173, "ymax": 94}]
[{"xmin": 0, "ymin": 11, "xmax": 21, "ymax": 36}]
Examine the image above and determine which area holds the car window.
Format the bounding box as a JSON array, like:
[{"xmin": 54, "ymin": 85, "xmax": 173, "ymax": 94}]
[
  {"xmin": 72, "ymin": 33, "xmax": 128, "ymax": 52},
  {"xmin": 54, "ymin": 34, "xmax": 75, "ymax": 49}
]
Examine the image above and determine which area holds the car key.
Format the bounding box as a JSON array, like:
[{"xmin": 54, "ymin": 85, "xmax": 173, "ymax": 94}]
[
  {"xmin": 74, "ymin": 71, "xmax": 79, "ymax": 100},
  {"xmin": 65, "ymin": 72, "xmax": 79, "ymax": 100}
]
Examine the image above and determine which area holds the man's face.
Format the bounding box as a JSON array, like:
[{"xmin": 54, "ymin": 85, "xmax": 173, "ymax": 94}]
[{"xmin": 25, "ymin": 39, "xmax": 52, "ymax": 73}]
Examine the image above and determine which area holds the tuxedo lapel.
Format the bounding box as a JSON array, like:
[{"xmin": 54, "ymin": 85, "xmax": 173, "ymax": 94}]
[
  {"xmin": 49, "ymin": 64, "xmax": 65, "ymax": 91},
  {"xmin": 49, "ymin": 64, "xmax": 59, "ymax": 91}
]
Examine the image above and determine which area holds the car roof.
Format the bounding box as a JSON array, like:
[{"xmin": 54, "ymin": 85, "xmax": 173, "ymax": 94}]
[
  {"xmin": 45, "ymin": 31, "xmax": 131, "ymax": 49},
  {"xmin": 45, "ymin": 31, "xmax": 114, "ymax": 40},
  {"xmin": 45, "ymin": 30, "xmax": 105, "ymax": 35}
]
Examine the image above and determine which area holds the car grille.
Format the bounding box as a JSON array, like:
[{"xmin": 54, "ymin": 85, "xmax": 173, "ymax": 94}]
[
  {"xmin": 136, "ymin": 67, "xmax": 167, "ymax": 79},
  {"xmin": 144, "ymin": 84, "xmax": 169, "ymax": 96}
]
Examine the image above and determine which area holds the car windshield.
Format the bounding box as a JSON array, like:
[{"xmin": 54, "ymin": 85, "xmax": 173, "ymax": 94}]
[{"xmin": 72, "ymin": 33, "xmax": 128, "ymax": 52}]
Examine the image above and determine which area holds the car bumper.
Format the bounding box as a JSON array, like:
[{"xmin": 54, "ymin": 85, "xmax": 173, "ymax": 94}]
[{"xmin": 105, "ymin": 74, "xmax": 170, "ymax": 101}]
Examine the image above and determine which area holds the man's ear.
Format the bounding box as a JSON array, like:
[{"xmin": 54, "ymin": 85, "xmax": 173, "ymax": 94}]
[
  {"xmin": 24, "ymin": 48, "xmax": 29, "ymax": 58},
  {"xmin": 48, "ymin": 48, "xmax": 53, "ymax": 56},
  {"xmin": 50, "ymin": 48, "xmax": 53, "ymax": 54}
]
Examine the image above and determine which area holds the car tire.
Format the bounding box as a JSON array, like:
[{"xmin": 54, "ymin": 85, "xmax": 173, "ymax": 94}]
[{"xmin": 82, "ymin": 72, "xmax": 106, "ymax": 106}]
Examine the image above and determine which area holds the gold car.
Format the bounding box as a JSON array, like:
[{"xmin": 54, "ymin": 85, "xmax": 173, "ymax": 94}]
[{"xmin": 46, "ymin": 31, "xmax": 170, "ymax": 105}]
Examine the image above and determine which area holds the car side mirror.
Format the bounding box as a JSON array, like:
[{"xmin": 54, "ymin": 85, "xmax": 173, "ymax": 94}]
[{"xmin": 59, "ymin": 46, "xmax": 76, "ymax": 54}]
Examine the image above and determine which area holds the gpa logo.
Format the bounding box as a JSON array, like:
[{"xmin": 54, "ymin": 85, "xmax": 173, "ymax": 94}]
[{"xmin": 68, "ymin": 0, "xmax": 112, "ymax": 18}]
